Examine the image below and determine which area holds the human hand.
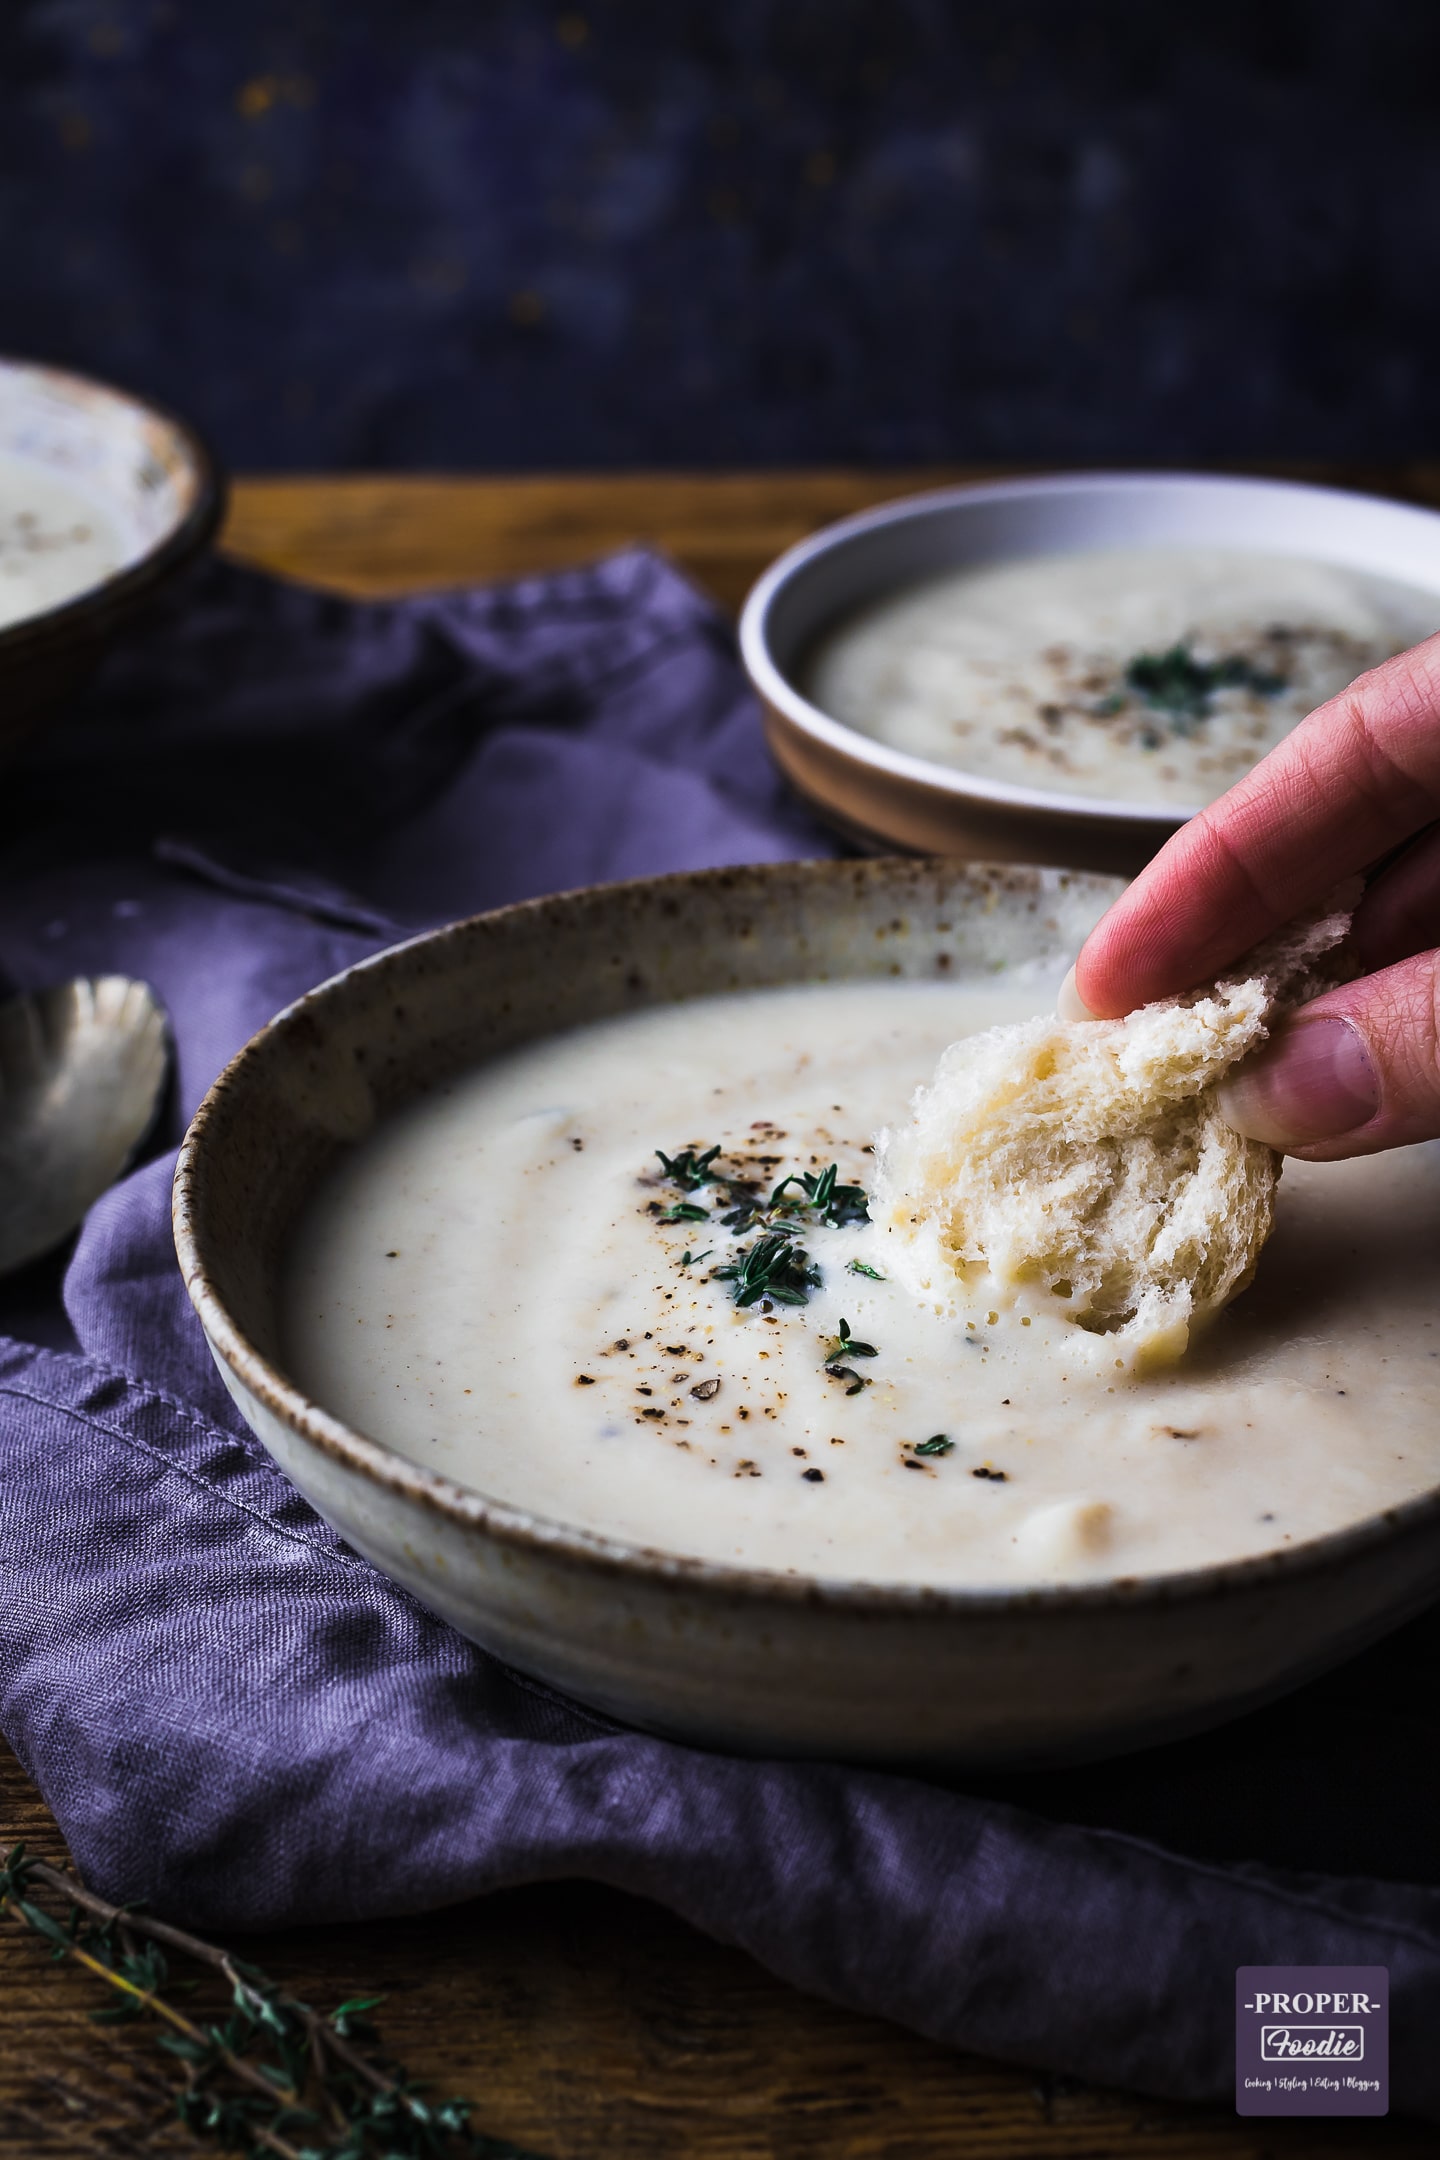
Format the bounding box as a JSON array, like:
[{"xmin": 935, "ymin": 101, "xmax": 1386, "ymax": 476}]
[{"xmin": 1063, "ymin": 631, "xmax": 1440, "ymax": 1161}]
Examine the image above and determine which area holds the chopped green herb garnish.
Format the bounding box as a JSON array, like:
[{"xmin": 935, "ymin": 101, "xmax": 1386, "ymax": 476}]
[
  {"xmin": 823, "ymin": 1317, "xmax": 877, "ymax": 1362},
  {"xmin": 1122, "ymin": 644, "xmax": 1288, "ymax": 733},
  {"xmin": 655, "ymin": 1149, "xmax": 871, "ymax": 1240},
  {"xmin": 660, "ymin": 1201, "xmax": 710, "ymax": 1223},
  {"xmin": 678, "ymin": 1248, "xmax": 713, "ymax": 1268},
  {"xmin": 656, "ymin": 1143, "xmax": 723, "ymax": 1190},
  {"xmin": 912, "ymin": 1433, "xmax": 953, "ymax": 1457},
  {"xmin": 713, "ymin": 1230, "xmax": 823, "ymax": 1309},
  {"xmin": 770, "ymin": 1162, "xmax": 870, "ymax": 1228},
  {"xmin": 846, "ymin": 1258, "xmax": 886, "ymax": 1280},
  {"xmin": 824, "ymin": 1364, "xmax": 869, "ymax": 1396}
]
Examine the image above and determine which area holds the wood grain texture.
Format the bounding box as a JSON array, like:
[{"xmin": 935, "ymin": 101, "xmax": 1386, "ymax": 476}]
[
  {"xmin": 2, "ymin": 1741, "xmax": 1430, "ymax": 2160},
  {"xmin": 220, "ymin": 466, "xmax": 1440, "ymax": 614},
  {"xmin": 221, "ymin": 468, "xmax": 978, "ymax": 612},
  {"xmin": 10, "ymin": 468, "xmax": 1438, "ymax": 2156}
]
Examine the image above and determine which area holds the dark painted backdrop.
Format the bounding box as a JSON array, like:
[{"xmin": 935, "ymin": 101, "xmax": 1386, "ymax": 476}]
[{"xmin": 3, "ymin": 0, "xmax": 1439, "ymax": 470}]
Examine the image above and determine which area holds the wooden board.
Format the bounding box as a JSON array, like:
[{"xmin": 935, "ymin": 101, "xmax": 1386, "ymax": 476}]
[
  {"xmin": 6, "ymin": 470, "xmax": 1437, "ymax": 2156},
  {"xmin": 219, "ymin": 466, "xmax": 1440, "ymax": 614},
  {"xmin": 221, "ymin": 468, "xmax": 983, "ymax": 612}
]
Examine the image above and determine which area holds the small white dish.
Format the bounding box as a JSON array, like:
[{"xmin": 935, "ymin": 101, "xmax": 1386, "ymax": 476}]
[{"xmin": 740, "ymin": 471, "xmax": 1440, "ymax": 874}]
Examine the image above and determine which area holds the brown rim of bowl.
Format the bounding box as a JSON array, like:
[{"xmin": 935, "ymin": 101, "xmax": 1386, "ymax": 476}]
[
  {"xmin": 174, "ymin": 857, "xmax": 1440, "ymax": 1619},
  {"xmin": 0, "ymin": 355, "xmax": 227, "ymax": 658}
]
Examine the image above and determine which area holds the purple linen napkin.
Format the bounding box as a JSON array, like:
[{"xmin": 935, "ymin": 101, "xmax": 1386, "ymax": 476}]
[{"xmin": 1, "ymin": 549, "xmax": 1438, "ymax": 2116}]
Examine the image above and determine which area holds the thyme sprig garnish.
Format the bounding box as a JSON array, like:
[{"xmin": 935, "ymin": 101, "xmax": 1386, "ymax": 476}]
[
  {"xmin": 769, "ymin": 1162, "xmax": 870, "ymax": 1228},
  {"xmin": 1118, "ymin": 643, "xmax": 1288, "ymax": 735},
  {"xmin": 912, "ymin": 1433, "xmax": 953, "ymax": 1457},
  {"xmin": 823, "ymin": 1318, "xmax": 875, "ymax": 1396},
  {"xmin": 823, "ymin": 1317, "xmax": 877, "ymax": 1365},
  {"xmin": 669, "ymin": 1154, "xmax": 869, "ymax": 1238},
  {"xmin": 719, "ymin": 1193, "xmax": 765, "ymax": 1231},
  {"xmin": 655, "ymin": 1142, "xmax": 874, "ymax": 1311},
  {"xmin": 0, "ymin": 1843, "xmax": 542, "ymax": 2160},
  {"xmin": 655, "ymin": 1144, "xmax": 722, "ymax": 1190},
  {"xmin": 847, "ymin": 1258, "xmax": 885, "ymax": 1281},
  {"xmin": 825, "ymin": 1365, "xmax": 868, "ymax": 1395},
  {"xmin": 713, "ymin": 1230, "xmax": 823, "ymax": 1309}
]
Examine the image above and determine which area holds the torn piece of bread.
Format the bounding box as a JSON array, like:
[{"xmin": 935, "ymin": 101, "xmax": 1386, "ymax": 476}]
[{"xmin": 872, "ymin": 892, "xmax": 1359, "ymax": 1373}]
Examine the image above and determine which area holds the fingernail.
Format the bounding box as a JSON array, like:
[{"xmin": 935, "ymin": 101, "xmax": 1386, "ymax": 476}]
[
  {"xmin": 1218, "ymin": 1017, "xmax": 1379, "ymax": 1147},
  {"xmin": 1057, "ymin": 964, "xmax": 1100, "ymax": 1023}
]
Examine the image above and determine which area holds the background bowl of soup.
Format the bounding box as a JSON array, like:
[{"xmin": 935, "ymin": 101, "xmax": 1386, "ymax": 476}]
[
  {"xmin": 740, "ymin": 472, "xmax": 1440, "ymax": 875},
  {"xmin": 174, "ymin": 857, "xmax": 1440, "ymax": 1767},
  {"xmin": 0, "ymin": 356, "xmax": 225, "ymax": 762}
]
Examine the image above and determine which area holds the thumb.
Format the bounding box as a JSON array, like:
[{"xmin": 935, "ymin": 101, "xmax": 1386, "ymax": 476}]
[{"xmin": 1219, "ymin": 950, "xmax": 1440, "ymax": 1161}]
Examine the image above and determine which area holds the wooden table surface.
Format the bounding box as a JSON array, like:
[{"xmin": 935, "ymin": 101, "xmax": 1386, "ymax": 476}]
[
  {"xmin": 4, "ymin": 468, "xmax": 1435, "ymax": 2159},
  {"xmin": 222, "ymin": 464, "xmax": 1440, "ymax": 616}
]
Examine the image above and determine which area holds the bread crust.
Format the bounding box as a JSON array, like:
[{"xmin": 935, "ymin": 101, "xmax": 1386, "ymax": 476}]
[{"xmin": 872, "ymin": 889, "xmax": 1359, "ymax": 1373}]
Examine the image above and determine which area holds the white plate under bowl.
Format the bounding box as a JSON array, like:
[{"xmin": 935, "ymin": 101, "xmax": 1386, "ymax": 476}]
[
  {"xmin": 740, "ymin": 471, "xmax": 1440, "ymax": 876},
  {"xmin": 173, "ymin": 859, "xmax": 1440, "ymax": 1768}
]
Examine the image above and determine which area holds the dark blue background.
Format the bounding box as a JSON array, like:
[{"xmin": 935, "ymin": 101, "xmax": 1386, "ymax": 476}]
[{"xmin": 3, "ymin": 1, "xmax": 1439, "ymax": 470}]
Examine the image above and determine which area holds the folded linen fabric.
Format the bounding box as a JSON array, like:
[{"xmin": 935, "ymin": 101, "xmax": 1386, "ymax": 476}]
[{"xmin": 1, "ymin": 550, "xmax": 1437, "ymax": 2116}]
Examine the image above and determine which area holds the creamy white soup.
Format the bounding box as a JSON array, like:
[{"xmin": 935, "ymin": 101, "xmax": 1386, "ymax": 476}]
[
  {"xmin": 281, "ymin": 977, "xmax": 1440, "ymax": 1589},
  {"xmin": 0, "ymin": 455, "xmax": 127, "ymax": 630},
  {"xmin": 803, "ymin": 548, "xmax": 1440, "ymax": 809}
]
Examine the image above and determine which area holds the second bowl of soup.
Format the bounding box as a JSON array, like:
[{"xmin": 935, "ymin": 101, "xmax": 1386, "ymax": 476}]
[{"xmin": 741, "ymin": 473, "xmax": 1440, "ymax": 873}]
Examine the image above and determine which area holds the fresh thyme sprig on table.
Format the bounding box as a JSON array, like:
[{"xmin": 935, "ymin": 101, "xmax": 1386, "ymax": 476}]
[{"xmin": 0, "ymin": 1842, "xmax": 543, "ymax": 2160}]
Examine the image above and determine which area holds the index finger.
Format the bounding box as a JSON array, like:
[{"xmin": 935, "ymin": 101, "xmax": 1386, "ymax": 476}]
[{"xmin": 1074, "ymin": 631, "xmax": 1440, "ymax": 1018}]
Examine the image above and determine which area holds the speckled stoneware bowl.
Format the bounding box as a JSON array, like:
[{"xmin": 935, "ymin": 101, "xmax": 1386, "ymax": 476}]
[
  {"xmin": 173, "ymin": 860, "xmax": 1440, "ymax": 1766},
  {"xmin": 0, "ymin": 356, "xmax": 224, "ymax": 759},
  {"xmin": 740, "ymin": 472, "xmax": 1440, "ymax": 876}
]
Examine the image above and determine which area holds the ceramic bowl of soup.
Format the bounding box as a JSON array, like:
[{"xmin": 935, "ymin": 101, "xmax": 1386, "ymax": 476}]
[
  {"xmin": 740, "ymin": 473, "xmax": 1440, "ymax": 875},
  {"xmin": 0, "ymin": 356, "xmax": 224, "ymax": 760},
  {"xmin": 173, "ymin": 858, "xmax": 1440, "ymax": 1767}
]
